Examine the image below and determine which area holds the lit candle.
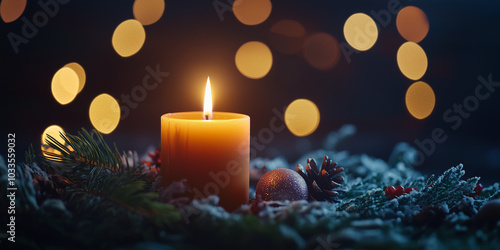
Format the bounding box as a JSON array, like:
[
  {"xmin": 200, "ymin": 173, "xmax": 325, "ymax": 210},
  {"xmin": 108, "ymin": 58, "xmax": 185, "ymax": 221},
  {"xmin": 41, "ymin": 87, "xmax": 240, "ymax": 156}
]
[{"xmin": 161, "ymin": 77, "xmax": 250, "ymax": 211}]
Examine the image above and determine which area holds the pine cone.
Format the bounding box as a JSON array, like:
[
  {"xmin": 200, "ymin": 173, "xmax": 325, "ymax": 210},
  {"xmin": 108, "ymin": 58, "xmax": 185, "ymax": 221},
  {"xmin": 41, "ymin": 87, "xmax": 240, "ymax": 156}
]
[{"xmin": 296, "ymin": 156, "xmax": 344, "ymax": 202}]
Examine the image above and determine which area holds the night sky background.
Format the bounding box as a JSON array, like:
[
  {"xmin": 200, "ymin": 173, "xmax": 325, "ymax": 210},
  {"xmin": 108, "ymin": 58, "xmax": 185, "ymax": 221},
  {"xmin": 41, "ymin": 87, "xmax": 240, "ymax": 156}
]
[{"xmin": 2, "ymin": 0, "xmax": 500, "ymax": 184}]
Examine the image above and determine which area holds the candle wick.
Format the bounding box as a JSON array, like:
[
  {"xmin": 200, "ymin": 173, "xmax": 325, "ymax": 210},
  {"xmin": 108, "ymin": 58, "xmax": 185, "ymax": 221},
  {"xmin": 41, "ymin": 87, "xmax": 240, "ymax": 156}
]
[{"xmin": 204, "ymin": 114, "xmax": 212, "ymax": 121}]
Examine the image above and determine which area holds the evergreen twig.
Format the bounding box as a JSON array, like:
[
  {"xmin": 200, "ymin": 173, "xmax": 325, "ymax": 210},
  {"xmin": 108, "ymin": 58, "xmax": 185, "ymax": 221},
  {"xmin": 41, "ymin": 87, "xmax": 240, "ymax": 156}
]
[
  {"xmin": 43, "ymin": 128, "xmax": 126, "ymax": 173},
  {"xmin": 67, "ymin": 167, "xmax": 179, "ymax": 224},
  {"xmin": 415, "ymin": 164, "xmax": 479, "ymax": 207}
]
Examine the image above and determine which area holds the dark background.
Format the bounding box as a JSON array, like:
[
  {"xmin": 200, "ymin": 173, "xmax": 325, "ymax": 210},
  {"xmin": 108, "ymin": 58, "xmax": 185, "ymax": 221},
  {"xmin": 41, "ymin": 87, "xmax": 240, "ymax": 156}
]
[{"xmin": 1, "ymin": 0, "xmax": 500, "ymax": 184}]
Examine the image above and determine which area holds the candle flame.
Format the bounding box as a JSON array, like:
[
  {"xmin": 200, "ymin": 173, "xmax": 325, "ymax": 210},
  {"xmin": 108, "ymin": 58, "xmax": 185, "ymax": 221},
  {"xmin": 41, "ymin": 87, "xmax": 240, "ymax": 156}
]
[{"xmin": 203, "ymin": 77, "xmax": 213, "ymax": 120}]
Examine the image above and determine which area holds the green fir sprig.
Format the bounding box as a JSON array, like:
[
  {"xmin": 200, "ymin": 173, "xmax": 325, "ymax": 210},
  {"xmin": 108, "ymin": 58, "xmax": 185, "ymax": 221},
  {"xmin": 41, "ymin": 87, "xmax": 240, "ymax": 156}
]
[
  {"xmin": 414, "ymin": 164, "xmax": 479, "ymax": 207},
  {"xmin": 0, "ymin": 128, "xmax": 181, "ymax": 248},
  {"xmin": 43, "ymin": 128, "xmax": 129, "ymax": 173}
]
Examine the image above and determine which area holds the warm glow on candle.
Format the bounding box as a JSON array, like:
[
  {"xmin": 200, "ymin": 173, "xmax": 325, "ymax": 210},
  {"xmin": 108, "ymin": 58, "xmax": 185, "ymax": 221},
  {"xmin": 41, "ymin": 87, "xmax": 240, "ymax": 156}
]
[
  {"xmin": 203, "ymin": 77, "xmax": 213, "ymax": 120},
  {"xmin": 161, "ymin": 75, "xmax": 250, "ymax": 211}
]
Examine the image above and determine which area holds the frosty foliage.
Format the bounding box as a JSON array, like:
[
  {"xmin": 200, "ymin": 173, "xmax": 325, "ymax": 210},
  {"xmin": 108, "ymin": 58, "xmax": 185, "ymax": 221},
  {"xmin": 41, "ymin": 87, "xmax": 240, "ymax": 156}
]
[
  {"xmin": 1, "ymin": 127, "xmax": 499, "ymax": 249},
  {"xmin": 179, "ymin": 131, "xmax": 500, "ymax": 249}
]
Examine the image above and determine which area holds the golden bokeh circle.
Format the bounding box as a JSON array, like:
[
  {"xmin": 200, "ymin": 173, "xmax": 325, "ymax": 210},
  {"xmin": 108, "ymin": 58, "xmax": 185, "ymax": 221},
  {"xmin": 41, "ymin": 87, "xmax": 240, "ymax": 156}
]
[
  {"xmin": 51, "ymin": 67, "xmax": 79, "ymax": 105},
  {"xmin": 285, "ymin": 99, "xmax": 320, "ymax": 137},
  {"xmin": 405, "ymin": 81, "xmax": 435, "ymax": 119},
  {"xmin": 0, "ymin": 0, "xmax": 27, "ymax": 23},
  {"xmin": 64, "ymin": 62, "xmax": 86, "ymax": 94},
  {"xmin": 397, "ymin": 42, "xmax": 428, "ymax": 80},
  {"xmin": 235, "ymin": 41, "xmax": 273, "ymax": 79},
  {"xmin": 41, "ymin": 125, "xmax": 66, "ymax": 147},
  {"xmin": 396, "ymin": 6, "xmax": 429, "ymax": 43},
  {"xmin": 343, "ymin": 13, "xmax": 378, "ymax": 51},
  {"xmin": 89, "ymin": 94, "xmax": 121, "ymax": 134},
  {"xmin": 41, "ymin": 125, "xmax": 65, "ymax": 158},
  {"xmin": 133, "ymin": 0, "xmax": 165, "ymax": 26},
  {"xmin": 112, "ymin": 19, "xmax": 146, "ymax": 57},
  {"xmin": 233, "ymin": 0, "xmax": 272, "ymax": 26}
]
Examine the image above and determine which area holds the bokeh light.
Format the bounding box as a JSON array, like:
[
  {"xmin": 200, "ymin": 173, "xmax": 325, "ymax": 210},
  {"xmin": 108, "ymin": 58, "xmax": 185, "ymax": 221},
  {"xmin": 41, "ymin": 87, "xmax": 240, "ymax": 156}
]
[
  {"xmin": 343, "ymin": 13, "xmax": 378, "ymax": 51},
  {"xmin": 0, "ymin": 0, "xmax": 26, "ymax": 23},
  {"xmin": 41, "ymin": 125, "xmax": 66, "ymax": 158},
  {"xmin": 133, "ymin": 0, "xmax": 165, "ymax": 26},
  {"xmin": 89, "ymin": 94, "xmax": 121, "ymax": 134},
  {"xmin": 64, "ymin": 62, "xmax": 86, "ymax": 94},
  {"xmin": 303, "ymin": 33, "xmax": 341, "ymax": 70},
  {"xmin": 233, "ymin": 0, "xmax": 272, "ymax": 26},
  {"xmin": 396, "ymin": 6, "xmax": 429, "ymax": 43},
  {"xmin": 112, "ymin": 19, "xmax": 146, "ymax": 57},
  {"xmin": 51, "ymin": 67, "xmax": 79, "ymax": 105},
  {"xmin": 42, "ymin": 125, "xmax": 66, "ymax": 147},
  {"xmin": 405, "ymin": 81, "xmax": 435, "ymax": 119},
  {"xmin": 269, "ymin": 19, "xmax": 306, "ymax": 55},
  {"xmin": 235, "ymin": 41, "xmax": 273, "ymax": 79},
  {"xmin": 397, "ymin": 42, "xmax": 428, "ymax": 80},
  {"xmin": 285, "ymin": 99, "xmax": 320, "ymax": 137}
]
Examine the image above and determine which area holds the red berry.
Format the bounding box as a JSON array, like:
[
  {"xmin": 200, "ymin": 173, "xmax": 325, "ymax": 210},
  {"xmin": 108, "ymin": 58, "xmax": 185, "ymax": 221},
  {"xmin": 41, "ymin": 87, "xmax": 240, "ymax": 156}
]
[
  {"xmin": 404, "ymin": 187, "xmax": 414, "ymax": 194},
  {"xmin": 385, "ymin": 186, "xmax": 396, "ymax": 198},
  {"xmin": 395, "ymin": 186, "xmax": 405, "ymax": 196},
  {"xmin": 467, "ymin": 183, "xmax": 484, "ymax": 199},
  {"xmin": 475, "ymin": 183, "xmax": 484, "ymax": 194}
]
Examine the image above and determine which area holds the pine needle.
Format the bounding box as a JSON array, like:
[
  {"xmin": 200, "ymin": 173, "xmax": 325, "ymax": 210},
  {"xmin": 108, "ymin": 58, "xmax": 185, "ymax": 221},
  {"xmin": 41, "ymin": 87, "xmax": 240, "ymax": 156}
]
[{"xmin": 43, "ymin": 128, "xmax": 128, "ymax": 173}]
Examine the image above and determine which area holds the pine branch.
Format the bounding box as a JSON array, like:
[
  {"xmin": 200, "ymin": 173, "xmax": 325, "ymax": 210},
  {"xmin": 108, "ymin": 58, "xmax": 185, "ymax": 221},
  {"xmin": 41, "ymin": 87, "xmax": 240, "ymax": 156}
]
[
  {"xmin": 404, "ymin": 176, "xmax": 426, "ymax": 190},
  {"xmin": 338, "ymin": 188, "xmax": 386, "ymax": 213},
  {"xmin": 474, "ymin": 182, "xmax": 500, "ymax": 208},
  {"xmin": 43, "ymin": 128, "xmax": 127, "ymax": 173},
  {"xmin": 415, "ymin": 164, "xmax": 478, "ymax": 207},
  {"xmin": 67, "ymin": 167, "xmax": 179, "ymax": 225},
  {"xmin": 38, "ymin": 128, "xmax": 179, "ymax": 225},
  {"xmin": 25, "ymin": 144, "xmax": 36, "ymax": 166}
]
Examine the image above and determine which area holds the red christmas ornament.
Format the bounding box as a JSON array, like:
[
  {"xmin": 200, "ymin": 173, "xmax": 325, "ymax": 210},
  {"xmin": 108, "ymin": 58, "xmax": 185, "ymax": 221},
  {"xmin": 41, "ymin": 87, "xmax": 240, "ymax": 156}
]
[{"xmin": 255, "ymin": 168, "xmax": 308, "ymax": 202}]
